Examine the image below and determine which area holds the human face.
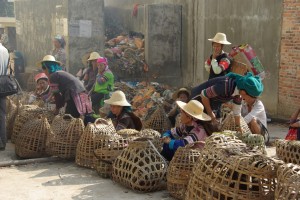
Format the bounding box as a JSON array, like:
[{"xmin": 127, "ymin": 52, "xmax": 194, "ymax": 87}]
[
  {"xmin": 178, "ymin": 93, "xmax": 189, "ymax": 103},
  {"xmin": 91, "ymin": 60, "xmax": 98, "ymax": 69},
  {"xmin": 212, "ymin": 42, "xmax": 223, "ymax": 57},
  {"xmin": 110, "ymin": 105, "xmax": 123, "ymax": 116},
  {"xmin": 180, "ymin": 109, "xmax": 193, "ymax": 125},
  {"xmin": 239, "ymin": 90, "xmax": 253, "ymax": 103},
  {"xmin": 37, "ymin": 79, "xmax": 49, "ymax": 91},
  {"xmin": 97, "ymin": 63, "xmax": 106, "ymax": 73},
  {"xmin": 53, "ymin": 39, "xmax": 61, "ymax": 49}
]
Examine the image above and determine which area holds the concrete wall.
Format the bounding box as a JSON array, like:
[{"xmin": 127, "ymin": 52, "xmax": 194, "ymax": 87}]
[
  {"xmin": 278, "ymin": 0, "xmax": 300, "ymax": 118},
  {"xmin": 67, "ymin": 0, "xmax": 105, "ymax": 74},
  {"xmin": 104, "ymin": 0, "xmax": 283, "ymax": 117},
  {"xmin": 15, "ymin": 0, "xmax": 63, "ymax": 69},
  {"xmin": 15, "ymin": 0, "xmax": 105, "ymax": 74}
]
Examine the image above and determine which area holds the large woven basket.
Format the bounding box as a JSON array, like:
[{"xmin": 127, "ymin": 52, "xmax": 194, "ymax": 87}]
[
  {"xmin": 112, "ymin": 138, "xmax": 168, "ymax": 192},
  {"xmin": 139, "ymin": 129, "xmax": 162, "ymax": 150},
  {"xmin": 6, "ymin": 97, "xmax": 17, "ymax": 139},
  {"xmin": 221, "ymin": 113, "xmax": 266, "ymax": 153},
  {"xmin": 167, "ymin": 144, "xmax": 202, "ymax": 200},
  {"xmin": 47, "ymin": 115, "xmax": 84, "ymax": 159},
  {"xmin": 116, "ymin": 128, "xmax": 139, "ymax": 140},
  {"xmin": 76, "ymin": 118, "xmax": 115, "ymax": 168},
  {"xmin": 185, "ymin": 147, "xmax": 283, "ymax": 200},
  {"xmin": 275, "ymin": 163, "xmax": 300, "ymax": 200},
  {"xmin": 93, "ymin": 158, "xmax": 112, "ymax": 178},
  {"xmin": 275, "ymin": 139, "xmax": 300, "ymax": 165},
  {"xmin": 15, "ymin": 116, "xmax": 51, "ymax": 158},
  {"xmin": 142, "ymin": 105, "xmax": 171, "ymax": 133}
]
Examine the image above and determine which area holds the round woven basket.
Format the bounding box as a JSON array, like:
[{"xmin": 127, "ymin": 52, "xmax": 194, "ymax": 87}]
[
  {"xmin": 112, "ymin": 138, "xmax": 168, "ymax": 192},
  {"xmin": 185, "ymin": 147, "xmax": 283, "ymax": 200},
  {"xmin": 47, "ymin": 115, "xmax": 84, "ymax": 159},
  {"xmin": 275, "ymin": 139, "xmax": 300, "ymax": 165},
  {"xmin": 139, "ymin": 129, "xmax": 162, "ymax": 150},
  {"xmin": 116, "ymin": 128, "xmax": 140, "ymax": 140},
  {"xmin": 93, "ymin": 157, "xmax": 112, "ymax": 178},
  {"xmin": 76, "ymin": 118, "xmax": 116, "ymax": 169},
  {"xmin": 142, "ymin": 105, "xmax": 171, "ymax": 133},
  {"xmin": 167, "ymin": 144, "xmax": 202, "ymax": 200},
  {"xmin": 275, "ymin": 163, "xmax": 300, "ymax": 199},
  {"xmin": 15, "ymin": 116, "xmax": 51, "ymax": 158}
]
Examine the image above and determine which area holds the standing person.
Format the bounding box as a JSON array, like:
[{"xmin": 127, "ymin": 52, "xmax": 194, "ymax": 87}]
[
  {"xmin": 0, "ymin": 42, "xmax": 9, "ymax": 150},
  {"xmin": 161, "ymin": 100, "xmax": 213, "ymax": 161},
  {"xmin": 83, "ymin": 52, "xmax": 101, "ymax": 91},
  {"xmin": 204, "ymin": 32, "xmax": 232, "ymax": 79},
  {"xmin": 90, "ymin": 57, "xmax": 114, "ymax": 113},
  {"xmin": 52, "ymin": 35, "xmax": 67, "ymax": 71},
  {"xmin": 40, "ymin": 55, "xmax": 92, "ymax": 118},
  {"xmin": 191, "ymin": 72, "xmax": 264, "ymax": 133}
]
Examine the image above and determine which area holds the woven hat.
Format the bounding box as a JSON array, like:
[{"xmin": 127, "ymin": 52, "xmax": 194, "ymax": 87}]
[
  {"xmin": 172, "ymin": 88, "xmax": 191, "ymax": 100},
  {"xmin": 208, "ymin": 32, "xmax": 231, "ymax": 45},
  {"xmin": 88, "ymin": 52, "xmax": 101, "ymax": 61},
  {"xmin": 38, "ymin": 55, "xmax": 61, "ymax": 67},
  {"xmin": 34, "ymin": 73, "xmax": 48, "ymax": 82},
  {"xmin": 104, "ymin": 90, "xmax": 131, "ymax": 107},
  {"xmin": 176, "ymin": 100, "xmax": 211, "ymax": 121}
]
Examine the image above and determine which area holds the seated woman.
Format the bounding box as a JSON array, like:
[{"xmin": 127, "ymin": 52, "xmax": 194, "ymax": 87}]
[
  {"xmin": 40, "ymin": 55, "xmax": 92, "ymax": 118},
  {"xmin": 104, "ymin": 90, "xmax": 142, "ymax": 131},
  {"xmin": 161, "ymin": 100, "xmax": 214, "ymax": 161},
  {"xmin": 286, "ymin": 108, "xmax": 300, "ymax": 140},
  {"xmin": 167, "ymin": 88, "xmax": 190, "ymax": 126},
  {"xmin": 240, "ymin": 89, "xmax": 268, "ymax": 136},
  {"xmin": 90, "ymin": 57, "xmax": 114, "ymax": 113},
  {"xmin": 29, "ymin": 72, "xmax": 50, "ymax": 103}
]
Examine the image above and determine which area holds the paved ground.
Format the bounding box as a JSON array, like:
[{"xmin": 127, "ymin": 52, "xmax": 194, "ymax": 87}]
[{"xmin": 0, "ymin": 122, "xmax": 289, "ymax": 200}]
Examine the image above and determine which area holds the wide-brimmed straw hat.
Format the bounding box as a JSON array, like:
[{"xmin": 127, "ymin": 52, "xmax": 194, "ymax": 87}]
[
  {"xmin": 208, "ymin": 32, "xmax": 231, "ymax": 45},
  {"xmin": 38, "ymin": 55, "xmax": 61, "ymax": 67},
  {"xmin": 176, "ymin": 100, "xmax": 211, "ymax": 121},
  {"xmin": 172, "ymin": 88, "xmax": 191, "ymax": 100},
  {"xmin": 104, "ymin": 90, "xmax": 131, "ymax": 107},
  {"xmin": 88, "ymin": 52, "xmax": 101, "ymax": 61}
]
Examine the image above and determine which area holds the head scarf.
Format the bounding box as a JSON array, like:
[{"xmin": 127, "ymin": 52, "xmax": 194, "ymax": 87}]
[
  {"xmin": 34, "ymin": 73, "xmax": 48, "ymax": 83},
  {"xmin": 54, "ymin": 35, "xmax": 66, "ymax": 48},
  {"xmin": 97, "ymin": 57, "xmax": 108, "ymax": 66},
  {"xmin": 42, "ymin": 61, "xmax": 63, "ymax": 74},
  {"xmin": 226, "ymin": 72, "xmax": 264, "ymax": 97}
]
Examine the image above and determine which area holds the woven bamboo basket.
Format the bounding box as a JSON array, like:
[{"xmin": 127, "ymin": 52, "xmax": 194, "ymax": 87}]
[
  {"xmin": 76, "ymin": 118, "xmax": 115, "ymax": 168},
  {"xmin": 93, "ymin": 158, "xmax": 112, "ymax": 178},
  {"xmin": 112, "ymin": 138, "xmax": 168, "ymax": 192},
  {"xmin": 142, "ymin": 105, "xmax": 171, "ymax": 133},
  {"xmin": 11, "ymin": 105, "xmax": 42, "ymax": 143},
  {"xmin": 6, "ymin": 97, "xmax": 17, "ymax": 139},
  {"xmin": 47, "ymin": 115, "xmax": 84, "ymax": 159},
  {"xmin": 167, "ymin": 144, "xmax": 202, "ymax": 200},
  {"xmin": 15, "ymin": 116, "xmax": 51, "ymax": 158},
  {"xmin": 221, "ymin": 113, "xmax": 266, "ymax": 153},
  {"xmin": 139, "ymin": 129, "xmax": 162, "ymax": 150},
  {"xmin": 275, "ymin": 163, "xmax": 300, "ymax": 200},
  {"xmin": 185, "ymin": 147, "xmax": 283, "ymax": 200},
  {"xmin": 116, "ymin": 128, "xmax": 140, "ymax": 140},
  {"xmin": 275, "ymin": 139, "xmax": 300, "ymax": 165}
]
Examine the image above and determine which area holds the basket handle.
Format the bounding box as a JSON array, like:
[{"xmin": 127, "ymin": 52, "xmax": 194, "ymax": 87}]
[
  {"xmin": 63, "ymin": 114, "xmax": 74, "ymax": 120},
  {"xmin": 94, "ymin": 118, "xmax": 110, "ymax": 126}
]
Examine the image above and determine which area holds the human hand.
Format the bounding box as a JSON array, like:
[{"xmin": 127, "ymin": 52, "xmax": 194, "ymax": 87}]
[
  {"xmin": 204, "ymin": 61, "xmax": 211, "ymax": 72},
  {"xmin": 53, "ymin": 108, "xmax": 59, "ymax": 115},
  {"xmin": 161, "ymin": 136, "xmax": 171, "ymax": 144},
  {"xmin": 290, "ymin": 121, "xmax": 300, "ymax": 128}
]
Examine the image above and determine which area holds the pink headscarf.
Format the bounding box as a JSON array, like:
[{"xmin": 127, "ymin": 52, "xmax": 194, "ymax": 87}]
[
  {"xmin": 34, "ymin": 73, "xmax": 49, "ymax": 83},
  {"xmin": 97, "ymin": 57, "xmax": 108, "ymax": 66}
]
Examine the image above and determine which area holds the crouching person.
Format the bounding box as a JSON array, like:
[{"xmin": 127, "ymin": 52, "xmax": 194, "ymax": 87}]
[{"xmin": 161, "ymin": 100, "xmax": 214, "ymax": 161}]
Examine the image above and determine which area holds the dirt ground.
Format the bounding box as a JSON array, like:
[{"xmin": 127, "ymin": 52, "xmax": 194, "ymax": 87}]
[{"xmin": 0, "ymin": 122, "xmax": 288, "ymax": 200}]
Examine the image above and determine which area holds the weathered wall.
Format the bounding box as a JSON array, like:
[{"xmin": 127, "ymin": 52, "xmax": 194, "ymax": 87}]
[
  {"xmin": 15, "ymin": 0, "xmax": 64, "ymax": 69},
  {"xmin": 278, "ymin": 0, "xmax": 300, "ymax": 118},
  {"xmin": 105, "ymin": 0, "xmax": 283, "ymax": 117},
  {"xmin": 15, "ymin": 0, "xmax": 105, "ymax": 74},
  {"xmin": 67, "ymin": 0, "xmax": 105, "ymax": 74}
]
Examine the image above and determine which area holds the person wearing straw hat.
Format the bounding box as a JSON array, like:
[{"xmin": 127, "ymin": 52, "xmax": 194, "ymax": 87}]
[
  {"xmin": 205, "ymin": 32, "xmax": 232, "ymax": 79},
  {"xmin": 104, "ymin": 90, "xmax": 142, "ymax": 131},
  {"xmin": 40, "ymin": 55, "xmax": 92, "ymax": 118},
  {"xmin": 191, "ymin": 72, "xmax": 264, "ymax": 133},
  {"xmin": 167, "ymin": 88, "xmax": 191, "ymax": 126},
  {"xmin": 90, "ymin": 57, "xmax": 114, "ymax": 113},
  {"xmin": 52, "ymin": 34, "xmax": 67, "ymax": 71},
  {"xmin": 83, "ymin": 52, "xmax": 101, "ymax": 91},
  {"xmin": 161, "ymin": 100, "xmax": 215, "ymax": 161}
]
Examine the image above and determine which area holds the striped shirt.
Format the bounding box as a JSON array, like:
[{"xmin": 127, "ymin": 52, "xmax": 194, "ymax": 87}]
[{"xmin": 0, "ymin": 43, "xmax": 9, "ymax": 75}]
